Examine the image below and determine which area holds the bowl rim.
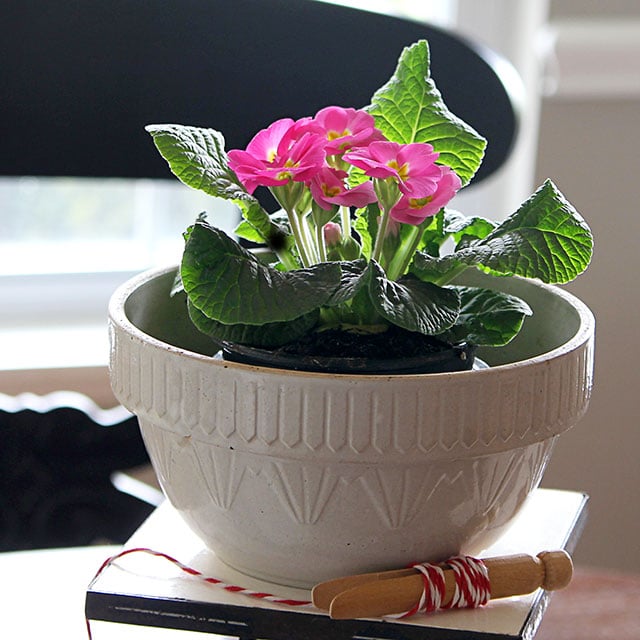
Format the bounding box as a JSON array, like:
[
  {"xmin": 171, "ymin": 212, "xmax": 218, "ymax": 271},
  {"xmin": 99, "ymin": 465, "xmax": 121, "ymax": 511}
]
[{"xmin": 108, "ymin": 264, "xmax": 595, "ymax": 380}]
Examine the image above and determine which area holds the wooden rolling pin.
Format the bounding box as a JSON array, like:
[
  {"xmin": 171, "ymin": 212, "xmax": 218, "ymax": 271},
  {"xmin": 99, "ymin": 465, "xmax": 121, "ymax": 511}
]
[{"xmin": 312, "ymin": 550, "xmax": 573, "ymax": 619}]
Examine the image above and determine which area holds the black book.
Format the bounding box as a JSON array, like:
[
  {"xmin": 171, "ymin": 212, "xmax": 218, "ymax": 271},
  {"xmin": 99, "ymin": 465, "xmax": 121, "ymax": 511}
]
[{"xmin": 86, "ymin": 488, "xmax": 587, "ymax": 640}]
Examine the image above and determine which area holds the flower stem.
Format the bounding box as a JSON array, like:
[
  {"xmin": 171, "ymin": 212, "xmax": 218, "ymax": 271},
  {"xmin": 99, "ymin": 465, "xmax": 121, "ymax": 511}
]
[
  {"xmin": 271, "ymin": 183, "xmax": 318, "ymax": 267},
  {"xmin": 300, "ymin": 212, "xmax": 320, "ymax": 264},
  {"xmin": 275, "ymin": 247, "xmax": 300, "ymax": 271},
  {"xmin": 287, "ymin": 209, "xmax": 313, "ymax": 267},
  {"xmin": 371, "ymin": 178, "xmax": 400, "ymax": 267},
  {"xmin": 315, "ymin": 223, "xmax": 328, "ymax": 262},
  {"xmin": 385, "ymin": 224, "xmax": 421, "ymax": 281},
  {"xmin": 340, "ymin": 205, "xmax": 351, "ymax": 239},
  {"xmin": 371, "ymin": 206, "xmax": 391, "ymax": 264}
]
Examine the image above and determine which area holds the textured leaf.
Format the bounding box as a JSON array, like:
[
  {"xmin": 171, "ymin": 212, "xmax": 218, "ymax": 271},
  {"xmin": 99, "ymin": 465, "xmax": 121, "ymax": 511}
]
[
  {"xmin": 410, "ymin": 250, "xmax": 464, "ymax": 282},
  {"xmin": 443, "ymin": 209, "xmax": 496, "ymax": 248},
  {"xmin": 440, "ymin": 286, "xmax": 532, "ymax": 346},
  {"xmin": 412, "ymin": 181, "xmax": 593, "ymax": 285},
  {"xmin": 366, "ymin": 40, "xmax": 486, "ymax": 186},
  {"xmin": 181, "ymin": 222, "xmax": 341, "ymax": 325},
  {"xmin": 324, "ymin": 260, "xmax": 369, "ymax": 306},
  {"xmin": 146, "ymin": 124, "xmax": 245, "ymax": 198},
  {"xmin": 367, "ymin": 261, "xmax": 460, "ymax": 335},
  {"xmin": 462, "ymin": 180, "xmax": 593, "ymax": 283},
  {"xmin": 187, "ymin": 300, "xmax": 319, "ymax": 348}
]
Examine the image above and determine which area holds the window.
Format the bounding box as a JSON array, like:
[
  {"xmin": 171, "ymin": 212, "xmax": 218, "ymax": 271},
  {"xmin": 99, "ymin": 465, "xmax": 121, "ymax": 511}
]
[
  {"xmin": 0, "ymin": 177, "xmax": 239, "ymax": 371},
  {"xmin": 0, "ymin": 176, "xmax": 238, "ymax": 319}
]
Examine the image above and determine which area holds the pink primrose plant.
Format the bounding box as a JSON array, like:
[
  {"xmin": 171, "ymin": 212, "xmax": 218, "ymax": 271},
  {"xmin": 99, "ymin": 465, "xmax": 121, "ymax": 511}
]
[
  {"xmin": 312, "ymin": 106, "xmax": 385, "ymax": 156},
  {"xmin": 227, "ymin": 117, "xmax": 326, "ymax": 195},
  {"xmin": 227, "ymin": 108, "xmax": 461, "ymax": 268},
  {"xmin": 148, "ymin": 39, "xmax": 592, "ymax": 351},
  {"xmin": 390, "ymin": 168, "xmax": 462, "ymax": 225},
  {"xmin": 308, "ymin": 166, "xmax": 376, "ymax": 211}
]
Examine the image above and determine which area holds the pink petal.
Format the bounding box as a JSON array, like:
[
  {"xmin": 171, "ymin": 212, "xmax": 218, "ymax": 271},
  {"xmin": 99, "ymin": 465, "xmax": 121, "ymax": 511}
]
[
  {"xmin": 244, "ymin": 118, "xmax": 295, "ymax": 161},
  {"xmin": 390, "ymin": 169, "xmax": 461, "ymax": 225}
]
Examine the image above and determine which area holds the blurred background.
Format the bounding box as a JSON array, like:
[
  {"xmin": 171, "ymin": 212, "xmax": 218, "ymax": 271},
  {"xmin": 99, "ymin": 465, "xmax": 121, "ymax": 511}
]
[{"xmin": 1, "ymin": 0, "xmax": 638, "ymax": 573}]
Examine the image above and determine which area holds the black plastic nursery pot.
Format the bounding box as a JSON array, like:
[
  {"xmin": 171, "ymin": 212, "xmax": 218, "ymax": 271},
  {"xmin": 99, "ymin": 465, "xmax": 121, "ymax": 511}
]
[{"xmin": 221, "ymin": 335, "xmax": 476, "ymax": 375}]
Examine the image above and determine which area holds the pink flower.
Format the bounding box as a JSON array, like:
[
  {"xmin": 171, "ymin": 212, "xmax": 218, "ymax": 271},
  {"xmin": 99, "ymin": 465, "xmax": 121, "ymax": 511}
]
[
  {"xmin": 343, "ymin": 141, "xmax": 442, "ymax": 198},
  {"xmin": 390, "ymin": 168, "xmax": 462, "ymax": 225},
  {"xmin": 309, "ymin": 167, "xmax": 377, "ymax": 211},
  {"xmin": 312, "ymin": 106, "xmax": 385, "ymax": 155},
  {"xmin": 228, "ymin": 118, "xmax": 326, "ymax": 194}
]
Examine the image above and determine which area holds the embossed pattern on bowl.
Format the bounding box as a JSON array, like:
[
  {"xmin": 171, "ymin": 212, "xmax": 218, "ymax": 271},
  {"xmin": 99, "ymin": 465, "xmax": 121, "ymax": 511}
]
[{"xmin": 109, "ymin": 266, "xmax": 594, "ymax": 587}]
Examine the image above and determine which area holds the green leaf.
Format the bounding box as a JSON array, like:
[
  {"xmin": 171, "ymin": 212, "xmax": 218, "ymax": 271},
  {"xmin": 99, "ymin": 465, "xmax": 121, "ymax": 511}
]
[
  {"xmin": 181, "ymin": 222, "xmax": 341, "ymax": 325},
  {"xmin": 234, "ymin": 220, "xmax": 266, "ymax": 244},
  {"xmin": 366, "ymin": 40, "xmax": 486, "ymax": 186},
  {"xmin": 414, "ymin": 209, "xmax": 446, "ymax": 258},
  {"xmin": 463, "ymin": 180, "xmax": 593, "ymax": 283},
  {"xmin": 440, "ymin": 286, "xmax": 532, "ymax": 346},
  {"xmin": 233, "ymin": 205, "xmax": 297, "ymax": 265},
  {"xmin": 367, "ymin": 261, "xmax": 460, "ymax": 335},
  {"xmin": 353, "ymin": 203, "xmax": 380, "ymax": 259},
  {"xmin": 478, "ymin": 179, "xmax": 593, "ymax": 282},
  {"xmin": 443, "ymin": 209, "xmax": 496, "ymax": 249},
  {"xmin": 411, "ymin": 181, "xmax": 593, "ymax": 285},
  {"xmin": 187, "ymin": 300, "xmax": 319, "ymax": 348},
  {"xmin": 324, "ymin": 260, "xmax": 369, "ymax": 306},
  {"xmin": 410, "ymin": 250, "xmax": 464, "ymax": 283},
  {"xmin": 235, "ymin": 200, "xmax": 293, "ymax": 247},
  {"xmin": 146, "ymin": 124, "xmax": 245, "ymax": 199}
]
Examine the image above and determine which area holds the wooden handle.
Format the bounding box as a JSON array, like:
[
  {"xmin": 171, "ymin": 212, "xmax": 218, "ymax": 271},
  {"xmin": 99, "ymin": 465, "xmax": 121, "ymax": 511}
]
[
  {"xmin": 312, "ymin": 567, "xmax": 415, "ymax": 611},
  {"xmin": 313, "ymin": 550, "xmax": 573, "ymax": 620}
]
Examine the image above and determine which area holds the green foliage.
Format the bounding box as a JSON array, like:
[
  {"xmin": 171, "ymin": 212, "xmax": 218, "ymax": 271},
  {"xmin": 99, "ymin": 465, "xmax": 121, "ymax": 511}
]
[
  {"xmin": 146, "ymin": 125, "xmax": 243, "ymax": 199},
  {"xmin": 187, "ymin": 300, "xmax": 319, "ymax": 348},
  {"xmin": 366, "ymin": 261, "xmax": 460, "ymax": 335},
  {"xmin": 412, "ymin": 180, "xmax": 593, "ymax": 286},
  {"xmin": 181, "ymin": 222, "xmax": 341, "ymax": 325},
  {"xmin": 440, "ymin": 287, "xmax": 532, "ymax": 346},
  {"xmin": 146, "ymin": 41, "xmax": 592, "ymax": 351},
  {"xmin": 366, "ymin": 40, "xmax": 486, "ymax": 186}
]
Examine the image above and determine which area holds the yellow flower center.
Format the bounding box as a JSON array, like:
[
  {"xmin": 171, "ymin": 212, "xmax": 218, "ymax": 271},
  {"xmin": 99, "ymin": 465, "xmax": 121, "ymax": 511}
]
[
  {"xmin": 387, "ymin": 159, "xmax": 410, "ymax": 181},
  {"xmin": 327, "ymin": 128, "xmax": 351, "ymax": 141},
  {"xmin": 323, "ymin": 184, "xmax": 342, "ymax": 197},
  {"xmin": 276, "ymin": 159, "xmax": 299, "ymax": 181},
  {"xmin": 409, "ymin": 195, "xmax": 433, "ymax": 209}
]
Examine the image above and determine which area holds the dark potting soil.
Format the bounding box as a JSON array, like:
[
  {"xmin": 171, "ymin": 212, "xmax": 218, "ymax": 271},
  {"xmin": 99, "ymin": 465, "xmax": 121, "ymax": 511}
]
[{"xmin": 271, "ymin": 325, "xmax": 454, "ymax": 360}]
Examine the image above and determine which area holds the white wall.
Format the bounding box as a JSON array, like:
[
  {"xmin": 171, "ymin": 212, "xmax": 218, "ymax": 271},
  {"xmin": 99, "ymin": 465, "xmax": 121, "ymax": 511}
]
[
  {"xmin": 536, "ymin": 98, "xmax": 640, "ymax": 574},
  {"xmin": 534, "ymin": 0, "xmax": 640, "ymax": 573}
]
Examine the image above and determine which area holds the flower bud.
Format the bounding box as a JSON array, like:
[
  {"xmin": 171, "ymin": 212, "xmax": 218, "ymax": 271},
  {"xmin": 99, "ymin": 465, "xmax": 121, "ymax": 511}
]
[{"xmin": 323, "ymin": 222, "xmax": 342, "ymax": 248}]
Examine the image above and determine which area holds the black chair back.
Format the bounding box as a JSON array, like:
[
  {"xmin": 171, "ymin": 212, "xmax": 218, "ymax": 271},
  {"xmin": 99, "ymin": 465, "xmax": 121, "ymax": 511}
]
[{"xmin": 1, "ymin": 0, "xmax": 519, "ymax": 184}]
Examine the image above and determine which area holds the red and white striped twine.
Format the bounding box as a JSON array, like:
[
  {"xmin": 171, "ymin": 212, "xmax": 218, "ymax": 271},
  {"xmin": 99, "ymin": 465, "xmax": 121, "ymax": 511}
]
[
  {"xmin": 91, "ymin": 547, "xmax": 311, "ymax": 607},
  {"xmin": 86, "ymin": 548, "xmax": 490, "ymax": 637},
  {"xmin": 398, "ymin": 555, "xmax": 491, "ymax": 618}
]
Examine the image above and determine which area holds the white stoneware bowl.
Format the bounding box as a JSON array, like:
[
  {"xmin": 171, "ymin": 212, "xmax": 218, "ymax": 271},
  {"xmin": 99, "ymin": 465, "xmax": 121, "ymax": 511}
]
[{"xmin": 109, "ymin": 266, "xmax": 594, "ymax": 588}]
